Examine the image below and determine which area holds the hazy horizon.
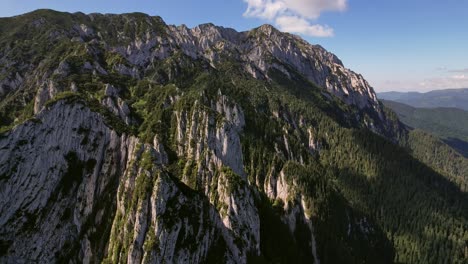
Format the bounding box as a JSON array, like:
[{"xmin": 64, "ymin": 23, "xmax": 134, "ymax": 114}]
[{"xmin": 377, "ymin": 87, "xmax": 468, "ymax": 94}]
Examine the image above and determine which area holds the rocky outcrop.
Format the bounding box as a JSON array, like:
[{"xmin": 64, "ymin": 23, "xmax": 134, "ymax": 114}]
[
  {"xmin": 34, "ymin": 80, "xmax": 59, "ymax": 113},
  {"xmin": 173, "ymin": 93, "xmax": 260, "ymax": 262},
  {"xmin": 0, "ymin": 72, "xmax": 23, "ymax": 98},
  {"xmin": 243, "ymin": 25, "xmax": 380, "ymax": 111},
  {"xmin": 101, "ymin": 84, "xmax": 134, "ymax": 126},
  {"xmin": 105, "ymin": 143, "xmax": 228, "ymax": 264},
  {"xmin": 0, "ymin": 100, "xmax": 136, "ymax": 262},
  {"xmin": 265, "ymin": 170, "xmax": 321, "ymax": 264}
]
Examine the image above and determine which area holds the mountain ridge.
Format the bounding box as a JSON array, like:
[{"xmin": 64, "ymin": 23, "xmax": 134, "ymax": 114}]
[
  {"xmin": 378, "ymin": 88, "xmax": 468, "ymax": 111},
  {"xmin": 0, "ymin": 9, "xmax": 381, "ymax": 111}
]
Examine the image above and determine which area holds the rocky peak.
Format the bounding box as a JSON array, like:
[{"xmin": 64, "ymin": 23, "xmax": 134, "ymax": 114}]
[
  {"xmin": 255, "ymin": 24, "xmax": 279, "ymax": 36},
  {"xmin": 168, "ymin": 21, "xmax": 380, "ymax": 112},
  {"xmin": 3, "ymin": 9, "xmax": 381, "ymax": 114}
]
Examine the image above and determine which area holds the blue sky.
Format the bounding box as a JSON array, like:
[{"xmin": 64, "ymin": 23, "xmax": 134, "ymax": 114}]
[{"xmin": 1, "ymin": 0, "xmax": 467, "ymax": 92}]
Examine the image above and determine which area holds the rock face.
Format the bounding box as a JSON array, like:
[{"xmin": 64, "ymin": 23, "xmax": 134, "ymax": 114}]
[
  {"xmin": 0, "ymin": 98, "xmax": 260, "ymax": 263},
  {"xmin": 0, "ymin": 101, "xmax": 136, "ymax": 262},
  {"xmin": 117, "ymin": 21, "xmax": 381, "ymax": 112},
  {"xmin": 0, "ymin": 9, "xmax": 398, "ymax": 264}
]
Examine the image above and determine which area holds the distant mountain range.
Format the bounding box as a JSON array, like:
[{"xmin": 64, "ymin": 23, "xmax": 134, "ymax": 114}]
[
  {"xmin": 378, "ymin": 88, "xmax": 468, "ymax": 110},
  {"xmin": 382, "ymin": 99, "xmax": 468, "ymax": 157}
]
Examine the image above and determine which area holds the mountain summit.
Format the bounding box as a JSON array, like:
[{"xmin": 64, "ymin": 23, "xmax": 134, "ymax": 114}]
[{"xmin": 0, "ymin": 10, "xmax": 466, "ymax": 264}]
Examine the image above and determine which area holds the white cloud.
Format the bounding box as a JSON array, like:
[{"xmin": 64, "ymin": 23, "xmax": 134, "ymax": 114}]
[
  {"xmin": 417, "ymin": 76, "xmax": 468, "ymax": 90},
  {"xmin": 435, "ymin": 66, "xmax": 448, "ymax": 71},
  {"xmin": 452, "ymin": 74, "xmax": 466, "ymax": 80},
  {"xmin": 408, "ymin": 76, "xmax": 468, "ymax": 91},
  {"xmin": 276, "ymin": 15, "xmax": 334, "ymax": 37},
  {"xmin": 243, "ymin": 0, "xmax": 346, "ymax": 37},
  {"xmin": 374, "ymin": 76, "xmax": 468, "ymax": 92},
  {"xmin": 283, "ymin": 0, "xmax": 346, "ymax": 19},
  {"xmin": 243, "ymin": 0, "xmax": 285, "ymax": 20}
]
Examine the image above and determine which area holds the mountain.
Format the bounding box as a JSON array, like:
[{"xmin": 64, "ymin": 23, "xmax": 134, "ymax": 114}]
[
  {"xmin": 382, "ymin": 99, "xmax": 468, "ymax": 157},
  {"xmin": 378, "ymin": 88, "xmax": 468, "ymax": 110},
  {"xmin": 0, "ymin": 9, "xmax": 467, "ymax": 264}
]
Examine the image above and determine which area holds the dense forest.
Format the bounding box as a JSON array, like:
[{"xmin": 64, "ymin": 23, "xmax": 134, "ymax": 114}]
[{"xmin": 383, "ymin": 99, "xmax": 468, "ymax": 157}]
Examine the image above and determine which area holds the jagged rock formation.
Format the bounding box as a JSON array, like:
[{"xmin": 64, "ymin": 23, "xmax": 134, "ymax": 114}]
[
  {"xmin": 0, "ymin": 9, "xmax": 466, "ymax": 264},
  {"xmin": 0, "ymin": 9, "xmax": 389, "ymax": 132}
]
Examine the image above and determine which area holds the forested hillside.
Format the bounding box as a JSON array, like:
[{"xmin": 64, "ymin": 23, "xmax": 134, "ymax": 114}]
[{"xmin": 383, "ymin": 99, "xmax": 468, "ymax": 157}]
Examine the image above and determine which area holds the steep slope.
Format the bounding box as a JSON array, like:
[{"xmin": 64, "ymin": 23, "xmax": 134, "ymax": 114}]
[
  {"xmin": 382, "ymin": 99, "xmax": 468, "ymax": 157},
  {"xmin": 378, "ymin": 88, "xmax": 468, "ymax": 111},
  {"xmin": 0, "ymin": 9, "xmax": 466, "ymax": 264}
]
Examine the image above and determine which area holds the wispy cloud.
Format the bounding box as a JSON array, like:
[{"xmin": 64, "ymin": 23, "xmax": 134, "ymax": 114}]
[
  {"xmin": 375, "ymin": 74, "xmax": 468, "ymax": 92},
  {"xmin": 451, "ymin": 74, "xmax": 466, "ymax": 80},
  {"xmin": 448, "ymin": 68, "xmax": 468, "ymax": 73},
  {"xmin": 275, "ymin": 15, "xmax": 334, "ymax": 37},
  {"xmin": 417, "ymin": 75, "xmax": 468, "ymax": 90},
  {"xmin": 242, "ymin": 0, "xmax": 347, "ymax": 37},
  {"xmin": 435, "ymin": 66, "xmax": 448, "ymax": 71}
]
